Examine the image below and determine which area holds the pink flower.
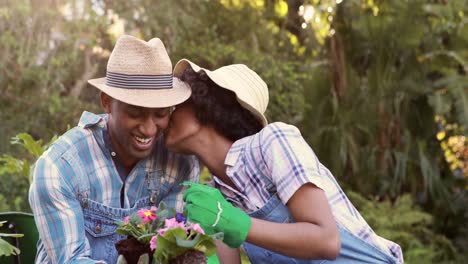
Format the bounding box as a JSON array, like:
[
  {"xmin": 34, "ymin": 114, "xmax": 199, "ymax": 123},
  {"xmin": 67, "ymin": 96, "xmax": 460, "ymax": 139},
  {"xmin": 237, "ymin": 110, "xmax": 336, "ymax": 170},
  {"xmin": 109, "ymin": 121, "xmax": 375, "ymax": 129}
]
[
  {"xmin": 123, "ymin": 216, "xmax": 130, "ymax": 224},
  {"xmin": 158, "ymin": 227, "xmax": 168, "ymax": 236},
  {"xmin": 164, "ymin": 218, "xmax": 187, "ymax": 231},
  {"xmin": 137, "ymin": 208, "xmax": 157, "ymax": 223},
  {"xmin": 164, "ymin": 218, "xmax": 179, "ymax": 228},
  {"xmin": 150, "ymin": 206, "xmax": 158, "ymax": 212},
  {"xmin": 150, "ymin": 235, "xmax": 158, "ymax": 251},
  {"xmin": 189, "ymin": 223, "xmax": 205, "ymax": 235}
]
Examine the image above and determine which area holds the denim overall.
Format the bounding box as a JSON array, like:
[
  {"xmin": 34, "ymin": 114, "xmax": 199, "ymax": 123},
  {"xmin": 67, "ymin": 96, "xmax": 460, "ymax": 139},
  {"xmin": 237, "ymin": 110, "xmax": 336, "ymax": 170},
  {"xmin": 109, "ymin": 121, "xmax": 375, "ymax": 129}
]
[
  {"xmin": 241, "ymin": 181, "xmax": 400, "ymax": 264},
  {"xmin": 78, "ymin": 169, "xmax": 170, "ymax": 264}
]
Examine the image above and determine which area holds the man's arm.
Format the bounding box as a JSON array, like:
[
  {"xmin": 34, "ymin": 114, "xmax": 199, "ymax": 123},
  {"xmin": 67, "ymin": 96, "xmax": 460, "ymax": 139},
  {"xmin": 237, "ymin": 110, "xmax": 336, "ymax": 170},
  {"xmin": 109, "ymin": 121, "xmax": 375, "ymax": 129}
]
[{"xmin": 29, "ymin": 155, "xmax": 104, "ymax": 264}]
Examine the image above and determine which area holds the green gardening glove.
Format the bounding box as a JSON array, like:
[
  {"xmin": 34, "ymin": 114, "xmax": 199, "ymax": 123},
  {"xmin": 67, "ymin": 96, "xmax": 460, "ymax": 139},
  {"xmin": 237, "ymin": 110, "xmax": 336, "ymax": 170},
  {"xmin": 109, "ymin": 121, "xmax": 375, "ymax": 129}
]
[
  {"xmin": 182, "ymin": 182, "xmax": 251, "ymax": 248},
  {"xmin": 207, "ymin": 253, "xmax": 220, "ymax": 264}
]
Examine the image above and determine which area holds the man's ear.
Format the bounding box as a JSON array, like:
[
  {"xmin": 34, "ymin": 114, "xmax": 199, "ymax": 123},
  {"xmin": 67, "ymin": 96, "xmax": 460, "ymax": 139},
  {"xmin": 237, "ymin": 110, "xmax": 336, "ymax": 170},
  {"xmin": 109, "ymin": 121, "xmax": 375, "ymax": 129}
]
[{"xmin": 100, "ymin": 92, "xmax": 112, "ymax": 113}]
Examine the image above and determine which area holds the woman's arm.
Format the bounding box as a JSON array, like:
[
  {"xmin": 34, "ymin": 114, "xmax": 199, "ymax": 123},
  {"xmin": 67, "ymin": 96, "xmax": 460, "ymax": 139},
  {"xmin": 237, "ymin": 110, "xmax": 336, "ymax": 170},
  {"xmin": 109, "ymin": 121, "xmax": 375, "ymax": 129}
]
[
  {"xmin": 247, "ymin": 183, "xmax": 340, "ymax": 259},
  {"xmin": 183, "ymin": 181, "xmax": 340, "ymax": 260},
  {"xmin": 215, "ymin": 240, "xmax": 241, "ymax": 264},
  {"xmin": 244, "ymin": 123, "xmax": 341, "ymax": 259}
]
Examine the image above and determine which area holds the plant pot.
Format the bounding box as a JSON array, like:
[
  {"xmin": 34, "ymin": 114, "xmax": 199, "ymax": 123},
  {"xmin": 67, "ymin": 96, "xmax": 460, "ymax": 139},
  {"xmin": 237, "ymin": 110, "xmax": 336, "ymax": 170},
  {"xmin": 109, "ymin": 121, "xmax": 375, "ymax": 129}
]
[
  {"xmin": 115, "ymin": 237, "xmax": 207, "ymax": 264},
  {"xmin": 115, "ymin": 236, "xmax": 153, "ymax": 264},
  {"xmin": 170, "ymin": 250, "xmax": 206, "ymax": 264}
]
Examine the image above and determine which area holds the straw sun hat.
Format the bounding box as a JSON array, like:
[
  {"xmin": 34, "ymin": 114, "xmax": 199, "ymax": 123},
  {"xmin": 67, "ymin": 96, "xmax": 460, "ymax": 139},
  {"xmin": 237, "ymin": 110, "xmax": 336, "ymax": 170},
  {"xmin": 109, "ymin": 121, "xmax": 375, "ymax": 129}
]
[
  {"xmin": 88, "ymin": 35, "xmax": 190, "ymax": 108},
  {"xmin": 173, "ymin": 59, "xmax": 269, "ymax": 127}
]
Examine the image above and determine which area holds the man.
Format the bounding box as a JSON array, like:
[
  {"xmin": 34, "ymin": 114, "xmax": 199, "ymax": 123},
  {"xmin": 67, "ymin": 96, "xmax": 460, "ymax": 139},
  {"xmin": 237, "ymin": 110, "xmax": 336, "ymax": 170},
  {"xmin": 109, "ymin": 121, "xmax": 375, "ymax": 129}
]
[{"xmin": 29, "ymin": 35, "xmax": 199, "ymax": 263}]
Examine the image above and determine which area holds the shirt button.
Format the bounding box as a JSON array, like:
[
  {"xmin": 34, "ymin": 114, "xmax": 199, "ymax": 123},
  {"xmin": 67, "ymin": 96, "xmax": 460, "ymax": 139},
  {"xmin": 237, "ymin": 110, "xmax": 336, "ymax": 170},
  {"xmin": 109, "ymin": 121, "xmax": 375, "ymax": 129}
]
[{"xmin": 111, "ymin": 151, "xmax": 116, "ymax": 157}]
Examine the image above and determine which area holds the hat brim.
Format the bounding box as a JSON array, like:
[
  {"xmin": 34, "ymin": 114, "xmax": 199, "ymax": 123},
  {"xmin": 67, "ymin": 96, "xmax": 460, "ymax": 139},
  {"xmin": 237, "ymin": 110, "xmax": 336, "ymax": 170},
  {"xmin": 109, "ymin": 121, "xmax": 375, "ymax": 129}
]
[
  {"xmin": 88, "ymin": 77, "xmax": 191, "ymax": 108},
  {"xmin": 174, "ymin": 59, "xmax": 268, "ymax": 127}
]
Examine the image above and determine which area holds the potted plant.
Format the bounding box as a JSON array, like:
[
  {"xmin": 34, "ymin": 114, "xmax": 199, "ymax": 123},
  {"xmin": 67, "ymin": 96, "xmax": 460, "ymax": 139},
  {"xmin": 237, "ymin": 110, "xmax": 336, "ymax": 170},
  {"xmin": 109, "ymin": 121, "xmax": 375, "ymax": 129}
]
[{"xmin": 115, "ymin": 202, "xmax": 222, "ymax": 264}]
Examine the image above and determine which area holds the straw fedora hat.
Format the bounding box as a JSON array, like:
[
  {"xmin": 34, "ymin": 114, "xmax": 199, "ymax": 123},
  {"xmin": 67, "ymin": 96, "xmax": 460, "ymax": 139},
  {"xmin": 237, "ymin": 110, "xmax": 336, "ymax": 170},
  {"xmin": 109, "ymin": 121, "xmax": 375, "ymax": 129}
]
[
  {"xmin": 88, "ymin": 35, "xmax": 190, "ymax": 108},
  {"xmin": 173, "ymin": 59, "xmax": 269, "ymax": 127}
]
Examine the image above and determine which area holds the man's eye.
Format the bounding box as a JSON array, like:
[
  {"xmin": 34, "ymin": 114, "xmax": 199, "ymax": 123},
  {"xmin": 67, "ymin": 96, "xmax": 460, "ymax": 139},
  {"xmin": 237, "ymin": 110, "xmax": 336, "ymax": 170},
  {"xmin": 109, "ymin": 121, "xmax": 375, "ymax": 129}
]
[
  {"xmin": 126, "ymin": 109, "xmax": 140, "ymax": 118},
  {"xmin": 154, "ymin": 109, "xmax": 170, "ymax": 118}
]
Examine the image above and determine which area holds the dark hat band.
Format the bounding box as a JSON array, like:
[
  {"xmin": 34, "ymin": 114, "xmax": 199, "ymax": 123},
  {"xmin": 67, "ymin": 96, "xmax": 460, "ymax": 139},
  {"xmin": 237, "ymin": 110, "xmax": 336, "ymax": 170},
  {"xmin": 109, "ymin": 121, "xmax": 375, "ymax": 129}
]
[{"xmin": 105, "ymin": 71, "xmax": 173, "ymax": 89}]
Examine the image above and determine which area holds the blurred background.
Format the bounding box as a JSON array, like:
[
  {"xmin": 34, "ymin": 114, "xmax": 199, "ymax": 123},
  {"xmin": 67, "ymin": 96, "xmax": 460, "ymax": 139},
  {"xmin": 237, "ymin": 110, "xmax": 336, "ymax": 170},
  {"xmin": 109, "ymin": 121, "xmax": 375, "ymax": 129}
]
[{"xmin": 0, "ymin": 0, "xmax": 467, "ymax": 262}]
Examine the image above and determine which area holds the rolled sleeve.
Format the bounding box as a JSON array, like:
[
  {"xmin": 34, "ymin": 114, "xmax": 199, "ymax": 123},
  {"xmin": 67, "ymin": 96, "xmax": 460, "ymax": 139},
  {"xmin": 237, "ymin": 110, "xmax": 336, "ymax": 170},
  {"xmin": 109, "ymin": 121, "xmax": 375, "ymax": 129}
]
[{"xmin": 260, "ymin": 122, "xmax": 326, "ymax": 204}]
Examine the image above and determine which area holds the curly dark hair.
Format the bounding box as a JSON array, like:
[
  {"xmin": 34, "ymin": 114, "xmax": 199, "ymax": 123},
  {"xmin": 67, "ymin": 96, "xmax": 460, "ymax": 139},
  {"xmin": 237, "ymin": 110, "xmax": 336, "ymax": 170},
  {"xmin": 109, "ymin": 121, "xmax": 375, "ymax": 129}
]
[{"xmin": 179, "ymin": 67, "xmax": 263, "ymax": 142}]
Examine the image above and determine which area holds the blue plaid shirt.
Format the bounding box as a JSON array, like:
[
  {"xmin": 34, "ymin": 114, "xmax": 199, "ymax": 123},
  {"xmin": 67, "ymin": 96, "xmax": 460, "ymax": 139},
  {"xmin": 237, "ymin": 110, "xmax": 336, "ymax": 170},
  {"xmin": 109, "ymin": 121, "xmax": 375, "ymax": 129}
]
[
  {"xmin": 29, "ymin": 111, "xmax": 199, "ymax": 263},
  {"xmin": 213, "ymin": 122, "xmax": 403, "ymax": 263}
]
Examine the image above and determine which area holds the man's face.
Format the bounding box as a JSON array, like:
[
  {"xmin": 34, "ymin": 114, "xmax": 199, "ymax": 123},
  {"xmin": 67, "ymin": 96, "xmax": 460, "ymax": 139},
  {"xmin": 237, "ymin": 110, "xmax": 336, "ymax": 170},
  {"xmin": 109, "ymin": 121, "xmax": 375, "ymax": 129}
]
[{"xmin": 101, "ymin": 93, "xmax": 171, "ymax": 168}]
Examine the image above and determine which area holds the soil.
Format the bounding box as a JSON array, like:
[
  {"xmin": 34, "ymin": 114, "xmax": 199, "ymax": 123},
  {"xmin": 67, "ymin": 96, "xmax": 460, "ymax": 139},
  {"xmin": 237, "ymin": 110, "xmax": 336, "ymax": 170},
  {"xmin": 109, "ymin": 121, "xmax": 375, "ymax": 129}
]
[
  {"xmin": 170, "ymin": 250, "xmax": 207, "ymax": 264},
  {"xmin": 115, "ymin": 237, "xmax": 153, "ymax": 264},
  {"xmin": 115, "ymin": 237, "xmax": 207, "ymax": 264}
]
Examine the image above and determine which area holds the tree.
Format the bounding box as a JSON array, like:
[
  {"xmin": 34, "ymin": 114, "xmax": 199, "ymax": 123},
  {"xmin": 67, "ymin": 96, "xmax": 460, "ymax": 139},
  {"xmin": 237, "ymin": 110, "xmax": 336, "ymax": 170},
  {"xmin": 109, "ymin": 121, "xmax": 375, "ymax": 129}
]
[{"xmin": 301, "ymin": 0, "xmax": 467, "ymax": 253}]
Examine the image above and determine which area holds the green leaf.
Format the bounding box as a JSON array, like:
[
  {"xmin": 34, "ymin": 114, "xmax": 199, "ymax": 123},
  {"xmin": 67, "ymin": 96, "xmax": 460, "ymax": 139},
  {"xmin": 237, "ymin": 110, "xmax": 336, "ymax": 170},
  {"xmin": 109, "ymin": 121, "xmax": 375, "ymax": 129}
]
[
  {"xmin": 11, "ymin": 133, "xmax": 44, "ymax": 158},
  {"xmin": 116, "ymin": 254, "xmax": 128, "ymax": 264},
  {"xmin": 191, "ymin": 233, "xmax": 217, "ymax": 257},
  {"xmin": 130, "ymin": 214, "xmax": 143, "ymax": 226},
  {"xmin": 115, "ymin": 226, "xmax": 133, "ymax": 236},
  {"xmin": 449, "ymin": 85, "xmax": 468, "ymax": 128},
  {"xmin": 153, "ymin": 203, "xmax": 169, "ymax": 231},
  {"xmin": 137, "ymin": 233, "xmax": 157, "ymax": 244},
  {"xmin": 137, "ymin": 253, "xmax": 150, "ymax": 264},
  {"xmin": 161, "ymin": 228, "xmax": 187, "ymax": 241},
  {"xmin": 171, "ymin": 229, "xmax": 218, "ymax": 257},
  {"xmin": 175, "ymin": 232, "xmax": 201, "ymax": 248},
  {"xmin": 0, "ymin": 237, "xmax": 20, "ymax": 256},
  {"xmin": 0, "ymin": 154, "xmax": 24, "ymax": 175},
  {"xmin": 157, "ymin": 201, "xmax": 167, "ymax": 211},
  {"xmin": 154, "ymin": 233, "xmax": 188, "ymax": 264},
  {"xmin": 428, "ymin": 93, "xmax": 451, "ymax": 116},
  {"xmin": 21, "ymin": 160, "xmax": 30, "ymax": 182},
  {"xmin": 0, "ymin": 233, "xmax": 24, "ymax": 238},
  {"xmin": 116, "ymin": 220, "xmax": 144, "ymax": 238}
]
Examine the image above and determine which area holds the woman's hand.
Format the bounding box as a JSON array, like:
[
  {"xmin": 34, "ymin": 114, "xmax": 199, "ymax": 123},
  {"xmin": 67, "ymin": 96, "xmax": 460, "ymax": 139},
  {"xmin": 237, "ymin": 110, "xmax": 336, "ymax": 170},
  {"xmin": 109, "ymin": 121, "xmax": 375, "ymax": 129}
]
[{"xmin": 183, "ymin": 183, "xmax": 251, "ymax": 248}]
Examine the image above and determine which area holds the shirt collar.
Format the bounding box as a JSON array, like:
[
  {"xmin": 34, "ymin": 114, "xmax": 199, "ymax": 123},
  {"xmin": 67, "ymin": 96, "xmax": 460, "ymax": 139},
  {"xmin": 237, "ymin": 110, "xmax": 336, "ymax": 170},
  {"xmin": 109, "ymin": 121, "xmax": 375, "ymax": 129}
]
[
  {"xmin": 224, "ymin": 136, "xmax": 250, "ymax": 167},
  {"xmin": 77, "ymin": 111, "xmax": 143, "ymax": 178},
  {"xmin": 78, "ymin": 111, "xmax": 107, "ymax": 129}
]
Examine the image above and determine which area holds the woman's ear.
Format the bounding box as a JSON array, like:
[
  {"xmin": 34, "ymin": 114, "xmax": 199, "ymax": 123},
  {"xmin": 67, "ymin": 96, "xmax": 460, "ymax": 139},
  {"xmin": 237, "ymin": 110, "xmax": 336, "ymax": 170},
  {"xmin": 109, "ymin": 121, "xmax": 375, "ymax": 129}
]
[{"xmin": 100, "ymin": 92, "xmax": 112, "ymax": 113}]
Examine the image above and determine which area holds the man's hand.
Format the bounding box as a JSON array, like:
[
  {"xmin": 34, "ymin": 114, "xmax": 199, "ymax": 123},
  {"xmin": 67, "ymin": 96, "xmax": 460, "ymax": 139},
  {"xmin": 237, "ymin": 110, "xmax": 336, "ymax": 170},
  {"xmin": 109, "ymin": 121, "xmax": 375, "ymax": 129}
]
[{"xmin": 183, "ymin": 183, "xmax": 251, "ymax": 248}]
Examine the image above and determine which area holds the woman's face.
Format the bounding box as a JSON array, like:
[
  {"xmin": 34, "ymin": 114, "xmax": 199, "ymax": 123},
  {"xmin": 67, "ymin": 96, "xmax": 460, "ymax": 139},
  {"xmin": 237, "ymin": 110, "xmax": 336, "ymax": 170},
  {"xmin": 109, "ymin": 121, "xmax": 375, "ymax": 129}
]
[{"xmin": 164, "ymin": 101, "xmax": 201, "ymax": 153}]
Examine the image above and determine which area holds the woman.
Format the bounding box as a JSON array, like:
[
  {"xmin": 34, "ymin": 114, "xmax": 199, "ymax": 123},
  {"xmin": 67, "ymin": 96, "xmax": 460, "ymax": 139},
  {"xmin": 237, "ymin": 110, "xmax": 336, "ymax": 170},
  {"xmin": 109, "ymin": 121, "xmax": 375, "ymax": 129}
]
[{"xmin": 164, "ymin": 59, "xmax": 403, "ymax": 263}]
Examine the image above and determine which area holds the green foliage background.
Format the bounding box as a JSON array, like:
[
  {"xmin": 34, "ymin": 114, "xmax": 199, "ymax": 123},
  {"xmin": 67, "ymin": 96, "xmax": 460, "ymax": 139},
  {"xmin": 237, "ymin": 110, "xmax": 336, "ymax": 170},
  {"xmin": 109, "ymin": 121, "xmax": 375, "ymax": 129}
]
[{"xmin": 0, "ymin": 0, "xmax": 467, "ymax": 262}]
